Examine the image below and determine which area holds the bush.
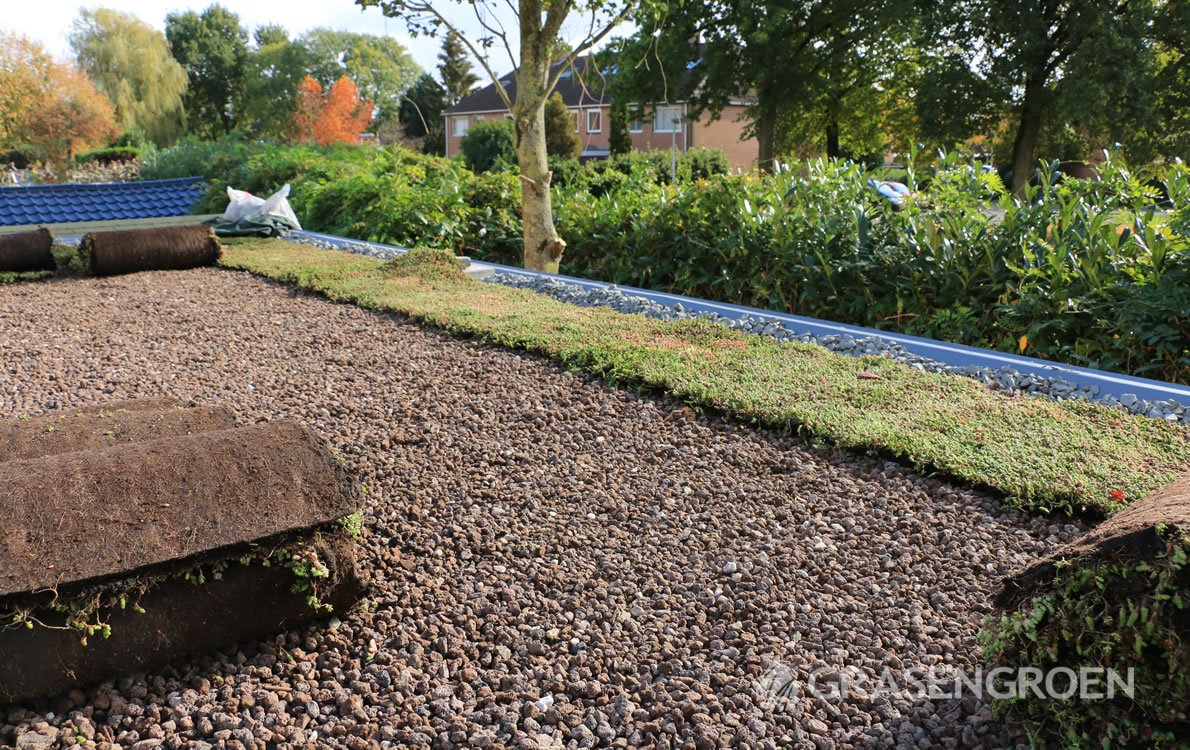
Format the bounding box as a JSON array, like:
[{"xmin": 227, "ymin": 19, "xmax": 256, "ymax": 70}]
[
  {"xmin": 680, "ymin": 147, "xmax": 730, "ymax": 181},
  {"xmin": 460, "ymin": 120, "xmax": 516, "ymax": 174},
  {"xmin": 559, "ymin": 156, "xmax": 1190, "ymax": 383},
  {"xmin": 75, "ymin": 146, "xmax": 141, "ymax": 165},
  {"xmin": 151, "ymin": 134, "xmax": 1189, "ymax": 382}
]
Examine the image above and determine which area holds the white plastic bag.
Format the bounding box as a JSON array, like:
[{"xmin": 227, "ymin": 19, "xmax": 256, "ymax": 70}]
[
  {"xmin": 257, "ymin": 184, "xmax": 302, "ymax": 230},
  {"xmin": 220, "ymin": 184, "xmax": 302, "ymax": 230},
  {"xmin": 221, "ymin": 186, "xmax": 266, "ymax": 221}
]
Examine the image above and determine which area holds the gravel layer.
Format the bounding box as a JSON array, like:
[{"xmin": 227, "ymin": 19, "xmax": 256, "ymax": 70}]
[{"xmin": 0, "ymin": 270, "xmax": 1082, "ymax": 750}]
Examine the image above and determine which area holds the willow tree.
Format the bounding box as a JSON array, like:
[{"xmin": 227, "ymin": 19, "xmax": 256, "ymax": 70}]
[
  {"xmin": 357, "ymin": 0, "xmax": 643, "ymax": 272},
  {"xmin": 68, "ymin": 8, "xmax": 188, "ymax": 146}
]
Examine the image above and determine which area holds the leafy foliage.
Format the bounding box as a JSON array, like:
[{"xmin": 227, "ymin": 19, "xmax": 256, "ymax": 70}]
[
  {"xmin": 68, "ymin": 9, "xmax": 187, "ymax": 147},
  {"xmin": 558, "ymin": 153, "xmax": 1190, "ymax": 382},
  {"xmin": 165, "ymin": 4, "xmax": 250, "ymax": 138},
  {"xmin": 460, "ymin": 119, "xmax": 516, "ymax": 173},
  {"xmin": 291, "ymin": 76, "xmax": 374, "ymax": 146},
  {"xmin": 0, "ymin": 33, "xmax": 118, "ymax": 165},
  {"xmin": 438, "ymin": 31, "xmax": 477, "ymax": 104},
  {"xmin": 399, "ymin": 73, "xmax": 447, "ymax": 154},
  {"xmin": 298, "ymin": 29, "xmax": 420, "ymax": 128},
  {"xmin": 544, "ymin": 92, "xmax": 581, "ymax": 158}
]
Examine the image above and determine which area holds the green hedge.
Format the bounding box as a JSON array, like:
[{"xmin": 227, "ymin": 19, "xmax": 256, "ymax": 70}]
[
  {"xmin": 558, "ymin": 157, "xmax": 1190, "ymax": 383},
  {"xmin": 75, "ymin": 146, "xmax": 141, "ymax": 165},
  {"xmin": 145, "ymin": 136, "xmax": 1189, "ymax": 382}
]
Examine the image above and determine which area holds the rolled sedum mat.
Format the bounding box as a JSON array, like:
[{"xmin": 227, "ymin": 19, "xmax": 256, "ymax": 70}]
[
  {"xmin": 0, "ymin": 401, "xmax": 237, "ymax": 462},
  {"xmin": 0, "ymin": 228, "xmax": 54, "ymax": 272},
  {"xmin": 986, "ymin": 472, "xmax": 1190, "ymax": 746},
  {"xmin": 0, "ymin": 421, "xmax": 359, "ymax": 598},
  {"xmin": 81, "ymin": 225, "xmax": 221, "ymax": 276}
]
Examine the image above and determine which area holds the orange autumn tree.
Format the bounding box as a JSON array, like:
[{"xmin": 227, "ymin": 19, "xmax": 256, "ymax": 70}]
[
  {"xmin": 28, "ymin": 66, "xmax": 118, "ymax": 163},
  {"xmin": 290, "ymin": 76, "xmax": 323, "ymax": 144},
  {"xmin": 290, "ymin": 75, "xmax": 373, "ymax": 146},
  {"xmin": 0, "ymin": 32, "xmax": 116, "ymax": 163}
]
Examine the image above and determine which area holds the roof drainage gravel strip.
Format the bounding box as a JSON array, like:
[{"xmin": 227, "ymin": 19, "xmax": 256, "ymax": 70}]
[{"xmin": 285, "ymin": 230, "xmax": 1190, "ymax": 424}]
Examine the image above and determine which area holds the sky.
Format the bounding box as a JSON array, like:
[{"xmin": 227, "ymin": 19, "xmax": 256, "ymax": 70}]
[{"xmin": 6, "ymin": 1, "xmax": 622, "ymax": 81}]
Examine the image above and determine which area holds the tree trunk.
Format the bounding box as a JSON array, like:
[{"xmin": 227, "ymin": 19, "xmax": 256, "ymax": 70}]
[
  {"xmin": 1010, "ymin": 78, "xmax": 1046, "ymax": 198},
  {"xmin": 825, "ymin": 120, "xmax": 840, "ymax": 160},
  {"xmin": 756, "ymin": 103, "xmax": 778, "ymax": 172},
  {"xmin": 515, "ymin": 101, "xmax": 565, "ymax": 272}
]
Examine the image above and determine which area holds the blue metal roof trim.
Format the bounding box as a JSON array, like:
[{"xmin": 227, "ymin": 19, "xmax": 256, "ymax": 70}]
[
  {"xmin": 289, "ymin": 229, "xmax": 1190, "ymax": 409},
  {"xmin": 0, "ymin": 177, "xmax": 205, "ymax": 226}
]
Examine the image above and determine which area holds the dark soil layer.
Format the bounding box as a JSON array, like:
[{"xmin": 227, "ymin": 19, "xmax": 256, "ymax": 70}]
[
  {"xmin": 0, "ymin": 422, "xmax": 358, "ymax": 598},
  {"xmin": 0, "ymin": 229, "xmax": 54, "ymax": 273},
  {"xmin": 0, "ymin": 533, "xmax": 362, "ymax": 704},
  {"xmin": 0, "ymin": 270, "xmax": 1085, "ymax": 749},
  {"xmin": 83, "ymin": 226, "xmax": 221, "ymax": 276},
  {"xmin": 0, "ymin": 402, "xmax": 236, "ymax": 462},
  {"xmin": 998, "ymin": 471, "xmax": 1190, "ymax": 607}
]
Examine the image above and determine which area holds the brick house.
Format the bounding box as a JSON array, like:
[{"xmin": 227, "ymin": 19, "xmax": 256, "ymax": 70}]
[{"xmin": 443, "ymin": 56, "xmax": 757, "ymax": 170}]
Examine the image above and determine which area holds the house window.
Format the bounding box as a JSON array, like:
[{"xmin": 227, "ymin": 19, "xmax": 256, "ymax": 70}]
[
  {"xmin": 628, "ymin": 113, "xmax": 643, "ymax": 133},
  {"xmin": 452, "ymin": 116, "xmax": 469, "ymax": 137},
  {"xmin": 570, "ymin": 110, "xmax": 580, "ymax": 132},
  {"xmin": 653, "ymin": 105, "xmax": 682, "ymax": 133},
  {"xmin": 586, "ymin": 109, "xmax": 602, "ymax": 133}
]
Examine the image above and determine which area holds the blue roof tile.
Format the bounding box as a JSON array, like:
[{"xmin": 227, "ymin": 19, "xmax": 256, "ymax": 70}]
[{"xmin": 0, "ymin": 177, "xmax": 205, "ymax": 227}]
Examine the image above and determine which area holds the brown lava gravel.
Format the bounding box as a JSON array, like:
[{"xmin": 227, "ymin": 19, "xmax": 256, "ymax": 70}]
[{"xmin": 0, "ymin": 270, "xmax": 1084, "ymax": 750}]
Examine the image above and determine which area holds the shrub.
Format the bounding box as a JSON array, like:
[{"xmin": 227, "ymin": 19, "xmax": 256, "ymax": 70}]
[
  {"xmin": 544, "ymin": 93, "xmax": 581, "ymax": 158},
  {"xmin": 147, "ymin": 134, "xmax": 1189, "ymax": 382},
  {"xmin": 680, "ymin": 147, "xmax": 729, "ymax": 181},
  {"xmin": 75, "ymin": 146, "xmax": 141, "ymax": 165},
  {"xmin": 460, "ymin": 120, "xmax": 516, "ymax": 174}
]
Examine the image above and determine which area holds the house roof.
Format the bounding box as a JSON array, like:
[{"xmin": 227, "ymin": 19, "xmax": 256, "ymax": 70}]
[
  {"xmin": 445, "ymin": 55, "xmax": 609, "ymax": 114},
  {"xmin": 0, "ymin": 177, "xmax": 205, "ymax": 227}
]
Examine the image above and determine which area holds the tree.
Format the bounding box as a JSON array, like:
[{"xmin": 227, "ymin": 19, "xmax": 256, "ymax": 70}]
[
  {"xmin": 316, "ymin": 77, "xmax": 374, "ymax": 145},
  {"xmin": 399, "ymin": 73, "xmax": 447, "ymax": 154},
  {"xmin": 298, "ymin": 30, "xmax": 421, "ymax": 130},
  {"xmin": 165, "ymin": 4, "xmax": 250, "ymax": 138},
  {"xmin": 291, "ymin": 76, "xmax": 374, "ymax": 146},
  {"xmin": 0, "ymin": 33, "xmax": 117, "ymax": 163},
  {"xmin": 238, "ymin": 26, "xmax": 310, "ymax": 137},
  {"xmin": 438, "ymin": 31, "xmax": 478, "ymax": 104},
  {"xmin": 608, "ymin": 100, "xmax": 632, "ymax": 156},
  {"xmin": 27, "ymin": 66, "xmax": 119, "ymax": 163},
  {"xmin": 544, "ymin": 92, "xmax": 581, "ymax": 158},
  {"xmin": 68, "ymin": 8, "xmax": 187, "ymax": 146},
  {"xmin": 254, "ymin": 23, "xmax": 289, "ymax": 48},
  {"xmin": 924, "ymin": 0, "xmax": 1163, "ymax": 195},
  {"xmin": 0, "ymin": 33, "xmax": 53, "ymax": 149},
  {"xmin": 612, "ymin": 0, "xmax": 909, "ymax": 170},
  {"xmin": 1115, "ymin": 0, "xmax": 1190, "ymax": 163},
  {"xmin": 291, "ymin": 76, "xmax": 323, "ymax": 144},
  {"xmin": 461, "ymin": 119, "xmax": 516, "ymax": 172},
  {"xmin": 358, "ymin": 0, "xmax": 643, "ymax": 273}
]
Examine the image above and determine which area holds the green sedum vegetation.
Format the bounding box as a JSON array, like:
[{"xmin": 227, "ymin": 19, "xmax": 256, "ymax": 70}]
[
  {"xmin": 981, "ymin": 531, "xmax": 1190, "ymax": 747},
  {"xmin": 219, "ymin": 238, "xmax": 1190, "ymax": 518}
]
